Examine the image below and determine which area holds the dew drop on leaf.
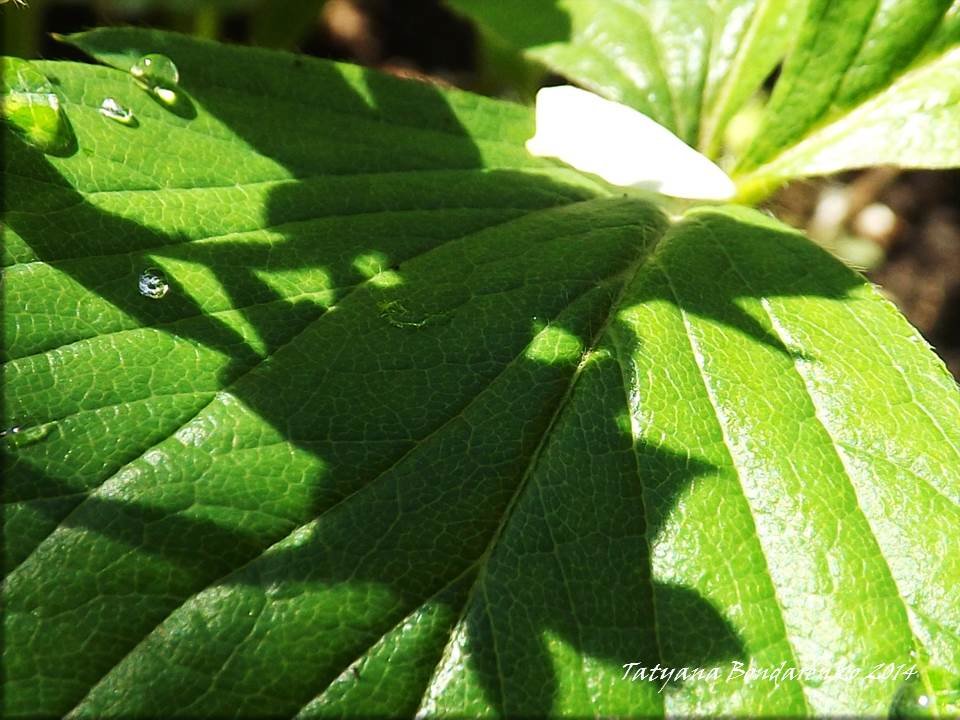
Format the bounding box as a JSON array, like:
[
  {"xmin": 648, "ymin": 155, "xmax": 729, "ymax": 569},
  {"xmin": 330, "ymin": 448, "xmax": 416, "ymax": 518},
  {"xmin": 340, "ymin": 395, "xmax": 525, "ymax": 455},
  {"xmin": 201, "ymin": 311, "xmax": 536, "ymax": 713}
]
[
  {"xmin": 130, "ymin": 53, "xmax": 180, "ymax": 105},
  {"xmin": 1, "ymin": 57, "xmax": 74, "ymax": 154},
  {"xmin": 99, "ymin": 97, "xmax": 136, "ymax": 125},
  {"xmin": 890, "ymin": 666, "xmax": 960, "ymax": 718},
  {"xmin": 2, "ymin": 423, "xmax": 52, "ymax": 448},
  {"xmin": 891, "ymin": 680, "xmax": 934, "ymax": 718},
  {"xmin": 138, "ymin": 267, "xmax": 170, "ymax": 299}
]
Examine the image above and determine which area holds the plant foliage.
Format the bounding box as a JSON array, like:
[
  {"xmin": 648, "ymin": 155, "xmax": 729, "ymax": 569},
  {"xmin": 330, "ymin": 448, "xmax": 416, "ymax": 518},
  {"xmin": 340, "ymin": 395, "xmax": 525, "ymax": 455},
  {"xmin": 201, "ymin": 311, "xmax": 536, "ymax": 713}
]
[{"xmin": 2, "ymin": 4, "xmax": 960, "ymax": 717}]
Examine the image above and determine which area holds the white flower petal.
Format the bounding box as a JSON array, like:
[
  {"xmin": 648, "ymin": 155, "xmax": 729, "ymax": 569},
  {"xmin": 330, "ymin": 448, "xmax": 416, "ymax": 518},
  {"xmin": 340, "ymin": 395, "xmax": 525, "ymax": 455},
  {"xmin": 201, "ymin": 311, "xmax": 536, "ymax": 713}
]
[{"xmin": 527, "ymin": 85, "xmax": 736, "ymax": 201}]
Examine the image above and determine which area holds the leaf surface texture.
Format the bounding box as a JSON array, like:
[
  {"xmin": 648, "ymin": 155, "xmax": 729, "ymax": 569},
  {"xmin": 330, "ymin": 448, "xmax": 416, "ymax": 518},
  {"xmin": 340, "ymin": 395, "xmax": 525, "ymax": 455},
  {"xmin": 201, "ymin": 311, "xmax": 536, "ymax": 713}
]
[{"xmin": 2, "ymin": 29, "xmax": 960, "ymax": 718}]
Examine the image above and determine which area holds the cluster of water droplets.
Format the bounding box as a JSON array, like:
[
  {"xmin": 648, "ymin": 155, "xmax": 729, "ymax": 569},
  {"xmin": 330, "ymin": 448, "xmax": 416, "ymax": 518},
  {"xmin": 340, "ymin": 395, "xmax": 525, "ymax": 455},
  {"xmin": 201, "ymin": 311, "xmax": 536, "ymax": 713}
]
[
  {"xmin": 2, "ymin": 50, "xmax": 180, "ymax": 142},
  {"xmin": 2, "ymin": 49, "xmax": 189, "ymax": 459},
  {"xmin": 2, "ymin": 48, "xmax": 190, "ymax": 308},
  {"xmin": 2, "ymin": 52, "xmax": 187, "ymax": 299},
  {"xmin": 99, "ymin": 52, "xmax": 181, "ymax": 128}
]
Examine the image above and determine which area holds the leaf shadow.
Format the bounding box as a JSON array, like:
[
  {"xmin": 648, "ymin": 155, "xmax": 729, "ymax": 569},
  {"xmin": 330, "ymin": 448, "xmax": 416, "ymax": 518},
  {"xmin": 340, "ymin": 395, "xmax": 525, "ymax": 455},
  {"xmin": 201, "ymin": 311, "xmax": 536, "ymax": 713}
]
[
  {"xmin": 10, "ymin": 428, "xmax": 744, "ymax": 717},
  {"xmin": 2, "ymin": 32, "xmax": 866, "ymax": 717},
  {"xmin": 624, "ymin": 209, "xmax": 860, "ymax": 361}
]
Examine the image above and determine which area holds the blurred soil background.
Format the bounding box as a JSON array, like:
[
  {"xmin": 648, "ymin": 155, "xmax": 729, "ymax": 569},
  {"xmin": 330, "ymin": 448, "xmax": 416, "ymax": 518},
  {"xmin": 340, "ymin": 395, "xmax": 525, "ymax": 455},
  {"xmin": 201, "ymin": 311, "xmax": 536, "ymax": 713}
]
[{"xmin": 5, "ymin": 0, "xmax": 959, "ymax": 379}]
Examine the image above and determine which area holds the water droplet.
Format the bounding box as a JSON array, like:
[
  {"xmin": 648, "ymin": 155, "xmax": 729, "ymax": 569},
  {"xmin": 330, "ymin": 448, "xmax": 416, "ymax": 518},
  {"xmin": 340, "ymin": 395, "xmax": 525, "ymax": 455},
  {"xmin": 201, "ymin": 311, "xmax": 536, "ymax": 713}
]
[
  {"xmin": 2, "ymin": 423, "xmax": 52, "ymax": 448},
  {"xmin": 1, "ymin": 57, "xmax": 74, "ymax": 154},
  {"xmin": 891, "ymin": 667, "xmax": 960, "ymax": 718},
  {"xmin": 99, "ymin": 97, "xmax": 136, "ymax": 125},
  {"xmin": 138, "ymin": 267, "xmax": 170, "ymax": 299},
  {"xmin": 892, "ymin": 678, "xmax": 935, "ymax": 718},
  {"xmin": 130, "ymin": 53, "xmax": 180, "ymax": 105}
]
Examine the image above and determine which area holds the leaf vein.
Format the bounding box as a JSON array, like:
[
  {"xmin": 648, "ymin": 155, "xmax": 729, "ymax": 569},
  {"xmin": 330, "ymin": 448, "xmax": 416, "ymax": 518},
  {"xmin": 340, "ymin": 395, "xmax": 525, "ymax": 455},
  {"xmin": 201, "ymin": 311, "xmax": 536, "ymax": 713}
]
[
  {"xmin": 658, "ymin": 256, "xmax": 813, "ymax": 715},
  {"xmin": 58, "ymin": 205, "xmax": 651, "ymax": 715}
]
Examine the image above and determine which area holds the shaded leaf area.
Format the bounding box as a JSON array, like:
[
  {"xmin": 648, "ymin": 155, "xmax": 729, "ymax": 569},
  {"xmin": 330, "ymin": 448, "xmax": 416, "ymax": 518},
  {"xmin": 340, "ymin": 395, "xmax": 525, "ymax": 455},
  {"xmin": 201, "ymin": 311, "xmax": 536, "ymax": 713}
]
[{"xmin": 3, "ymin": 30, "xmax": 960, "ymax": 719}]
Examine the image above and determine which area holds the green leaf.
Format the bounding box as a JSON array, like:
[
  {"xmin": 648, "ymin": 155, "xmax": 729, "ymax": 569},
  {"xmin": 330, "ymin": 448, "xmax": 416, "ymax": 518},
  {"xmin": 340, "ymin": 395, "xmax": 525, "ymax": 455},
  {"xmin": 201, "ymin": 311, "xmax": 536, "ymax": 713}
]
[
  {"xmin": 736, "ymin": 0, "xmax": 960, "ymax": 192},
  {"xmin": 3, "ymin": 29, "xmax": 960, "ymax": 718},
  {"xmin": 922, "ymin": 0, "xmax": 960, "ymax": 57},
  {"xmin": 697, "ymin": 0, "xmax": 809, "ymax": 156},
  {"xmin": 736, "ymin": 45, "xmax": 960, "ymax": 200},
  {"xmin": 446, "ymin": 0, "xmax": 805, "ymax": 149}
]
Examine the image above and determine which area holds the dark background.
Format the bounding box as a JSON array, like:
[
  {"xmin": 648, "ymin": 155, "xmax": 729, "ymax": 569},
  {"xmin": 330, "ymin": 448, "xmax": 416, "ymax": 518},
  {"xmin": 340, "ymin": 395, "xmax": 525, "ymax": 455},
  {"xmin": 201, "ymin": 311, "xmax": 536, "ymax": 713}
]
[{"xmin": 5, "ymin": 0, "xmax": 958, "ymax": 379}]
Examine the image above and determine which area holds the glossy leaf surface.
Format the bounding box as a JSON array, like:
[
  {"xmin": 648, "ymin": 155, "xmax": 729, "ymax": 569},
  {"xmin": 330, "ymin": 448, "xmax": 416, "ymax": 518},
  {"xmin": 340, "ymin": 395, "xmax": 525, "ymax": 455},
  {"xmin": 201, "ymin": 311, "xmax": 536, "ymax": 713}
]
[{"xmin": 2, "ymin": 29, "xmax": 960, "ymax": 719}]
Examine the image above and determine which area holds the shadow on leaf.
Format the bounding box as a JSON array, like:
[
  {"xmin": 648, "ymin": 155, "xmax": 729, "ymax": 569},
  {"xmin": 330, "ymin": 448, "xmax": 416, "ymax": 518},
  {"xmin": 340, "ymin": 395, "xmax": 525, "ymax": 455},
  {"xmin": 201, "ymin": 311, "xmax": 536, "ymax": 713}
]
[{"xmin": 1, "ymin": 30, "xmax": 864, "ymax": 718}]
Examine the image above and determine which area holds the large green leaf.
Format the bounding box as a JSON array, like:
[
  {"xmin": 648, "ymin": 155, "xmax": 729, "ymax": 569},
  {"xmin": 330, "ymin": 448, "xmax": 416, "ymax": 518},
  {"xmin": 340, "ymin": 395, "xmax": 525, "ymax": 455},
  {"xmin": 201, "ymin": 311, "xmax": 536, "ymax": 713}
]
[
  {"xmin": 3, "ymin": 29, "xmax": 960, "ymax": 718},
  {"xmin": 446, "ymin": 0, "xmax": 807, "ymax": 149},
  {"xmin": 735, "ymin": 0, "xmax": 960, "ymax": 195}
]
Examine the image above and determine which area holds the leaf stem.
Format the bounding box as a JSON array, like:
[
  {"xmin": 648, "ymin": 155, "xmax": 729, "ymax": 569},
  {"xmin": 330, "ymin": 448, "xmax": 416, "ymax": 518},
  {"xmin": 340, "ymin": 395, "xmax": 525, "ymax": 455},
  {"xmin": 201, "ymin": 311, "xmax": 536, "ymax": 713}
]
[
  {"xmin": 733, "ymin": 173, "xmax": 783, "ymax": 206},
  {"xmin": 193, "ymin": 2, "xmax": 220, "ymax": 41}
]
